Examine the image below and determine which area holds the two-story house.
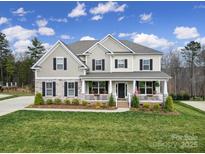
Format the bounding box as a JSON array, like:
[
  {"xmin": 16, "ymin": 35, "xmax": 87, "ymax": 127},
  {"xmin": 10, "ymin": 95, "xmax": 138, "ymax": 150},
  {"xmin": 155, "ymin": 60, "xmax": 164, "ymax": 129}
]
[{"xmin": 32, "ymin": 34, "xmax": 171, "ymax": 103}]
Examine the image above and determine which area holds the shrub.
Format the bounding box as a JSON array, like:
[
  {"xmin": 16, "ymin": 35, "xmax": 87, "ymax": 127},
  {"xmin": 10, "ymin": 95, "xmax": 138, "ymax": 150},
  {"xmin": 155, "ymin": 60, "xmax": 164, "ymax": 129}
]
[
  {"xmin": 64, "ymin": 99, "xmax": 71, "ymax": 105},
  {"xmin": 46, "ymin": 99, "xmax": 53, "ymax": 105},
  {"xmin": 95, "ymin": 101, "xmax": 102, "ymax": 109},
  {"xmin": 164, "ymin": 96, "xmax": 174, "ymax": 112},
  {"xmin": 131, "ymin": 95, "xmax": 139, "ymax": 108},
  {"xmin": 183, "ymin": 93, "xmax": 190, "ymax": 100},
  {"xmin": 102, "ymin": 102, "xmax": 107, "ymax": 108},
  {"xmin": 153, "ymin": 103, "xmax": 160, "ymax": 111},
  {"xmin": 54, "ymin": 98, "xmax": 62, "ymax": 105},
  {"xmin": 72, "ymin": 98, "xmax": 80, "ymax": 105},
  {"xmin": 82, "ymin": 100, "xmax": 88, "ymax": 106},
  {"xmin": 143, "ymin": 103, "xmax": 150, "ymax": 109},
  {"xmin": 34, "ymin": 93, "xmax": 44, "ymax": 105},
  {"xmin": 108, "ymin": 93, "xmax": 115, "ymax": 106}
]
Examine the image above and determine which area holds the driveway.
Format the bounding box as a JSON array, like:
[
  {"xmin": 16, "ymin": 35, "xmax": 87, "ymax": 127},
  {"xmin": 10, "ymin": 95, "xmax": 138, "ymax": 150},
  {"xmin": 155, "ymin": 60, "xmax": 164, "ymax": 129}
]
[
  {"xmin": 181, "ymin": 101, "xmax": 205, "ymax": 112},
  {"xmin": 0, "ymin": 96, "xmax": 34, "ymax": 116}
]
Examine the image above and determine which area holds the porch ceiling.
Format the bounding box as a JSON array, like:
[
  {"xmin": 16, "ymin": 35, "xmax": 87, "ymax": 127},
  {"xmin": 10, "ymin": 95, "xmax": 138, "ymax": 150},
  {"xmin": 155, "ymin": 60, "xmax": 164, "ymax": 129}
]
[{"xmin": 80, "ymin": 71, "xmax": 171, "ymax": 80}]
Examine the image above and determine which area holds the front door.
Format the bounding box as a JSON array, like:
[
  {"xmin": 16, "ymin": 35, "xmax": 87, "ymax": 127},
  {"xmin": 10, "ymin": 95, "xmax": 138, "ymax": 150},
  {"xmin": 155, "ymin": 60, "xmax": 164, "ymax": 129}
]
[{"xmin": 118, "ymin": 83, "xmax": 125, "ymax": 98}]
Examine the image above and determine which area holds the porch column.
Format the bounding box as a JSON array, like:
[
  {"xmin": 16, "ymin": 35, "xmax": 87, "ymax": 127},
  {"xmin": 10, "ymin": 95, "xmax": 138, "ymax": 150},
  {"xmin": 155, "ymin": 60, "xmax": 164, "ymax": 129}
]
[
  {"xmin": 163, "ymin": 80, "xmax": 168, "ymax": 96},
  {"xmin": 133, "ymin": 80, "xmax": 136, "ymax": 94},
  {"xmin": 82, "ymin": 80, "xmax": 85, "ymax": 94},
  {"xmin": 109, "ymin": 80, "xmax": 112, "ymax": 94}
]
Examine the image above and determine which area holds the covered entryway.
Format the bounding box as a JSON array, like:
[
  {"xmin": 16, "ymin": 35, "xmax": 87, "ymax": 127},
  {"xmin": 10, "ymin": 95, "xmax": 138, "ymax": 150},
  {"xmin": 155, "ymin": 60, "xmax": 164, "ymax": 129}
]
[{"xmin": 118, "ymin": 83, "xmax": 125, "ymax": 98}]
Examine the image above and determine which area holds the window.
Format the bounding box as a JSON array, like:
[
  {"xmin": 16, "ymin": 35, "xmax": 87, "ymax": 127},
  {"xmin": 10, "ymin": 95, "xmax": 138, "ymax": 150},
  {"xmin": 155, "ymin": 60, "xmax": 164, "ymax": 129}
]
[
  {"xmin": 118, "ymin": 59, "xmax": 125, "ymax": 68},
  {"xmin": 95, "ymin": 60, "xmax": 102, "ymax": 70},
  {"xmin": 139, "ymin": 81, "xmax": 153, "ymax": 94},
  {"xmin": 46, "ymin": 82, "xmax": 53, "ymax": 96},
  {"xmin": 56, "ymin": 57, "xmax": 64, "ymax": 70},
  {"xmin": 143, "ymin": 60, "xmax": 150, "ymax": 70},
  {"xmin": 90, "ymin": 81, "xmax": 107, "ymax": 94},
  {"xmin": 68, "ymin": 82, "xmax": 75, "ymax": 96}
]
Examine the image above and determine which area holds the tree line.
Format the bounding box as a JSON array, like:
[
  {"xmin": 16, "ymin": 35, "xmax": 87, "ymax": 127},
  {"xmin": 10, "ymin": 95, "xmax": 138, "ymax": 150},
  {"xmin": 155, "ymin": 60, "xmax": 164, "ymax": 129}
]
[
  {"xmin": 0, "ymin": 32, "xmax": 45, "ymax": 90},
  {"xmin": 0, "ymin": 32, "xmax": 205, "ymax": 97}
]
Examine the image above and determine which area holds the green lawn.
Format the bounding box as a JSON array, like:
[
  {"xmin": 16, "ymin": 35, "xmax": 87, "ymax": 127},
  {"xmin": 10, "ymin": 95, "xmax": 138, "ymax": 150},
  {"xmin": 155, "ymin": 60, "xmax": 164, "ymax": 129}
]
[{"xmin": 0, "ymin": 103, "xmax": 204, "ymax": 152}]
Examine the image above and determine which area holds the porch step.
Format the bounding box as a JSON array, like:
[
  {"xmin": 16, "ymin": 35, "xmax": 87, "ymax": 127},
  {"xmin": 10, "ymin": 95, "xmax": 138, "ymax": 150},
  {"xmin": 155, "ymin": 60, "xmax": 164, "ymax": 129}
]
[{"xmin": 117, "ymin": 102, "xmax": 129, "ymax": 108}]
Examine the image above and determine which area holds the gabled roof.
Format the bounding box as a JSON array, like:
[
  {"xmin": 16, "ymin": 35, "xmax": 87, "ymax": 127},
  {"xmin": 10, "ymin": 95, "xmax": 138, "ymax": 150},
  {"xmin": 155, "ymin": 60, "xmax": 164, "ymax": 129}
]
[
  {"xmin": 31, "ymin": 40, "xmax": 88, "ymax": 70},
  {"xmin": 67, "ymin": 39, "xmax": 163, "ymax": 55}
]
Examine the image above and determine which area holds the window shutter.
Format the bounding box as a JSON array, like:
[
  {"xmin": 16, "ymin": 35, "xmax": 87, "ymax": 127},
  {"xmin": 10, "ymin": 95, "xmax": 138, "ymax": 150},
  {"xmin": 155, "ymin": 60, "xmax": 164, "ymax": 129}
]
[
  {"xmin": 92, "ymin": 59, "xmax": 95, "ymax": 71},
  {"xmin": 115, "ymin": 59, "xmax": 118, "ymax": 68},
  {"xmin": 150, "ymin": 59, "xmax": 153, "ymax": 70},
  {"xmin": 102, "ymin": 59, "xmax": 105, "ymax": 70},
  {"xmin": 125, "ymin": 59, "xmax": 128, "ymax": 68},
  {"xmin": 64, "ymin": 58, "xmax": 67, "ymax": 70},
  {"xmin": 53, "ymin": 58, "xmax": 56, "ymax": 70},
  {"xmin": 42, "ymin": 82, "xmax": 45, "ymax": 96},
  {"xmin": 140, "ymin": 59, "xmax": 143, "ymax": 70},
  {"xmin": 136, "ymin": 81, "xmax": 139, "ymax": 90},
  {"xmin": 153, "ymin": 81, "xmax": 156, "ymax": 92},
  {"xmin": 53, "ymin": 82, "xmax": 56, "ymax": 96},
  {"xmin": 64, "ymin": 82, "xmax": 67, "ymax": 97},
  {"xmin": 75, "ymin": 82, "xmax": 78, "ymax": 96}
]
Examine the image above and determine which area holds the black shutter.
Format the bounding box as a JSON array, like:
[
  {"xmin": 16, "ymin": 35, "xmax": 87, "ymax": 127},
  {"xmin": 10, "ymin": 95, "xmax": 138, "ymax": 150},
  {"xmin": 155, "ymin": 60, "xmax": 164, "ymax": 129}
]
[
  {"xmin": 150, "ymin": 59, "xmax": 153, "ymax": 70},
  {"xmin": 115, "ymin": 59, "xmax": 118, "ymax": 68},
  {"xmin": 53, "ymin": 58, "xmax": 56, "ymax": 70},
  {"xmin": 64, "ymin": 82, "xmax": 67, "ymax": 97},
  {"xmin": 75, "ymin": 82, "xmax": 78, "ymax": 96},
  {"xmin": 136, "ymin": 81, "xmax": 139, "ymax": 90},
  {"xmin": 42, "ymin": 82, "xmax": 45, "ymax": 96},
  {"xmin": 153, "ymin": 81, "xmax": 156, "ymax": 92},
  {"xmin": 125, "ymin": 59, "xmax": 128, "ymax": 68},
  {"xmin": 53, "ymin": 82, "xmax": 56, "ymax": 96},
  {"xmin": 64, "ymin": 58, "xmax": 67, "ymax": 70},
  {"xmin": 92, "ymin": 59, "xmax": 95, "ymax": 71},
  {"xmin": 102, "ymin": 59, "xmax": 105, "ymax": 70},
  {"xmin": 140, "ymin": 59, "xmax": 143, "ymax": 70}
]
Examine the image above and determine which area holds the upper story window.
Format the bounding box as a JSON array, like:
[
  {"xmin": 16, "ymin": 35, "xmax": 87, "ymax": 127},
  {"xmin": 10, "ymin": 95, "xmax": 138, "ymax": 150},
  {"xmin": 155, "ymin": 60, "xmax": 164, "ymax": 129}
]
[
  {"xmin": 96, "ymin": 60, "xmax": 103, "ymax": 70},
  {"xmin": 53, "ymin": 57, "xmax": 67, "ymax": 70},
  {"xmin": 140, "ymin": 59, "xmax": 153, "ymax": 71},
  {"xmin": 56, "ymin": 57, "xmax": 64, "ymax": 70},
  {"xmin": 115, "ymin": 59, "xmax": 128, "ymax": 68},
  {"xmin": 92, "ymin": 59, "xmax": 105, "ymax": 71}
]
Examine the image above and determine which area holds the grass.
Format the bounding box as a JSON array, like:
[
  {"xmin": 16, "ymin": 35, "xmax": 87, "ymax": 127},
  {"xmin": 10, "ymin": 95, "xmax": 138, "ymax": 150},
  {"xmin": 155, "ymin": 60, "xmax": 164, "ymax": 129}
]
[{"xmin": 0, "ymin": 103, "xmax": 204, "ymax": 152}]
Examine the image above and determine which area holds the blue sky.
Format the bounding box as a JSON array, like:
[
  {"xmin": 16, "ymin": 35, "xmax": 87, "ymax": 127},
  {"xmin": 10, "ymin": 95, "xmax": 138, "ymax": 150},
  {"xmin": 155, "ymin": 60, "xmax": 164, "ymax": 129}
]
[{"xmin": 0, "ymin": 1, "xmax": 205, "ymax": 53}]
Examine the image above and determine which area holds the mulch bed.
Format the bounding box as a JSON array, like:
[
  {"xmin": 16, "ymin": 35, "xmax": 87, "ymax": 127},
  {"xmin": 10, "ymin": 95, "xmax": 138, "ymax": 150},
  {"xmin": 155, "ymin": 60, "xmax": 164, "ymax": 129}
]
[{"xmin": 27, "ymin": 104, "xmax": 117, "ymax": 110}]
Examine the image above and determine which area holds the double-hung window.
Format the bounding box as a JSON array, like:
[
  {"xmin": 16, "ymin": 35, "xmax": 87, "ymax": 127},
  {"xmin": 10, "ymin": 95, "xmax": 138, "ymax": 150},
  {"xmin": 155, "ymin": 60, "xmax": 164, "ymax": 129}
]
[
  {"xmin": 46, "ymin": 82, "xmax": 53, "ymax": 96},
  {"xmin": 143, "ymin": 59, "xmax": 150, "ymax": 70},
  {"xmin": 118, "ymin": 59, "xmax": 125, "ymax": 68},
  {"xmin": 95, "ymin": 60, "xmax": 102, "ymax": 70},
  {"xmin": 68, "ymin": 82, "xmax": 75, "ymax": 96},
  {"xmin": 56, "ymin": 57, "xmax": 64, "ymax": 70},
  {"xmin": 90, "ymin": 81, "xmax": 107, "ymax": 94}
]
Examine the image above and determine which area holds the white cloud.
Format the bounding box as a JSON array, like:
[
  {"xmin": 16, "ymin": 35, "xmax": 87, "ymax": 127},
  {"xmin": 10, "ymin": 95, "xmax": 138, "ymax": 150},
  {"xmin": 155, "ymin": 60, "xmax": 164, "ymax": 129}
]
[
  {"xmin": 119, "ymin": 32, "xmax": 174, "ymax": 50},
  {"xmin": 139, "ymin": 13, "xmax": 152, "ymax": 23},
  {"xmin": 36, "ymin": 18, "xmax": 48, "ymax": 27},
  {"xmin": 60, "ymin": 34, "xmax": 72, "ymax": 40},
  {"xmin": 118, "ymin": 16, "xmax": 124, "ymax": 21},
  {"xmin": 12, "ymin": 7, "xmax": 32, "ymax": 16},
  {"xmin": 42, "ymin": 43, "xmax": 51, "ymax": 50},
  {"xmin": 0, "ymin": 17, "xmax": 9, "ymax": 25},
  {"xmin": 13, "ymin": 40, "xmax": 31, "ymax": 53},
  {"xmin": 80, "ymin": 36, "xmax": 95, "ymax": 41},
  {"xmin": 90, "ymin": 2, "xmax": 127, "ymax": 15},
  {"xmin": 91, "ymin": 15, "xmax": 103, "ymax": 21},
  {"xmin": 174, "ymin": 26, "xmax": 200, "ymax": 39},
  {"xmin": 68, "ymin": 2, "xmax": 87, "ymax": 18},
  {"xmin": 2, "ymin": 25, "xmax": 37, "ymax": 41},
  {"xmin": 196, "ymin": 37, "xmax": 205, "ymax": 46},
  {"xmin": 38, "ymin": 27, "xmax": 55, "ymax": 36},
  {"xmin": 49, "ymin": 17, "xmax": 68, "ymax": 23}
]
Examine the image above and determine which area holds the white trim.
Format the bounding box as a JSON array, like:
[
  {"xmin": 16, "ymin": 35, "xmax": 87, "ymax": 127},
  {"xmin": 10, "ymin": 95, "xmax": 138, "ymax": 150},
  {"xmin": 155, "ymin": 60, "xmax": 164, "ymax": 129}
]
[
  {"xmin": 110, "ymin": 56, "xmax": 113, "ymax": 72},
  {"xmin": 36, "ymin": 77, "xmax": 80, "ymax": 80},
  {"xmin": 32, "ymin": 40, "xmax": 88, "ymax": 69},
  {"xmin": 82, "ymin": 42, "xmax": 113, "ymax": 55},
  {"xmin": 100, "ymin": 34, "xmax": 135, "ymax": 54}
]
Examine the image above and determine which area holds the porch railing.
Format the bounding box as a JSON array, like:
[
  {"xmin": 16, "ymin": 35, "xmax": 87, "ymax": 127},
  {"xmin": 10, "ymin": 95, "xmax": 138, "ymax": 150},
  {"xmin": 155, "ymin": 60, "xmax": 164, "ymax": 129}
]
[{"xmin": 84, "ymin": 94, "xmax": 109, "ymax": 101}]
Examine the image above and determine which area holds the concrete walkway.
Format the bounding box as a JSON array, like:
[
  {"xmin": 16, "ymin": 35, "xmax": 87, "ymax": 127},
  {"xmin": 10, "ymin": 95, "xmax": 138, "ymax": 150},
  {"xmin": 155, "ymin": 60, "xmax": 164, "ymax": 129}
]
[
  {"xmin": 181, "ymin": 101, "xmax": 205, "ymax": 112},
  {"xmin": 0, "ymin": 96, "xmax": 34, "ymax": 116},
  {"xmin": 23, "ymin": 107, "xmax": 130, "ymax": 113}
]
